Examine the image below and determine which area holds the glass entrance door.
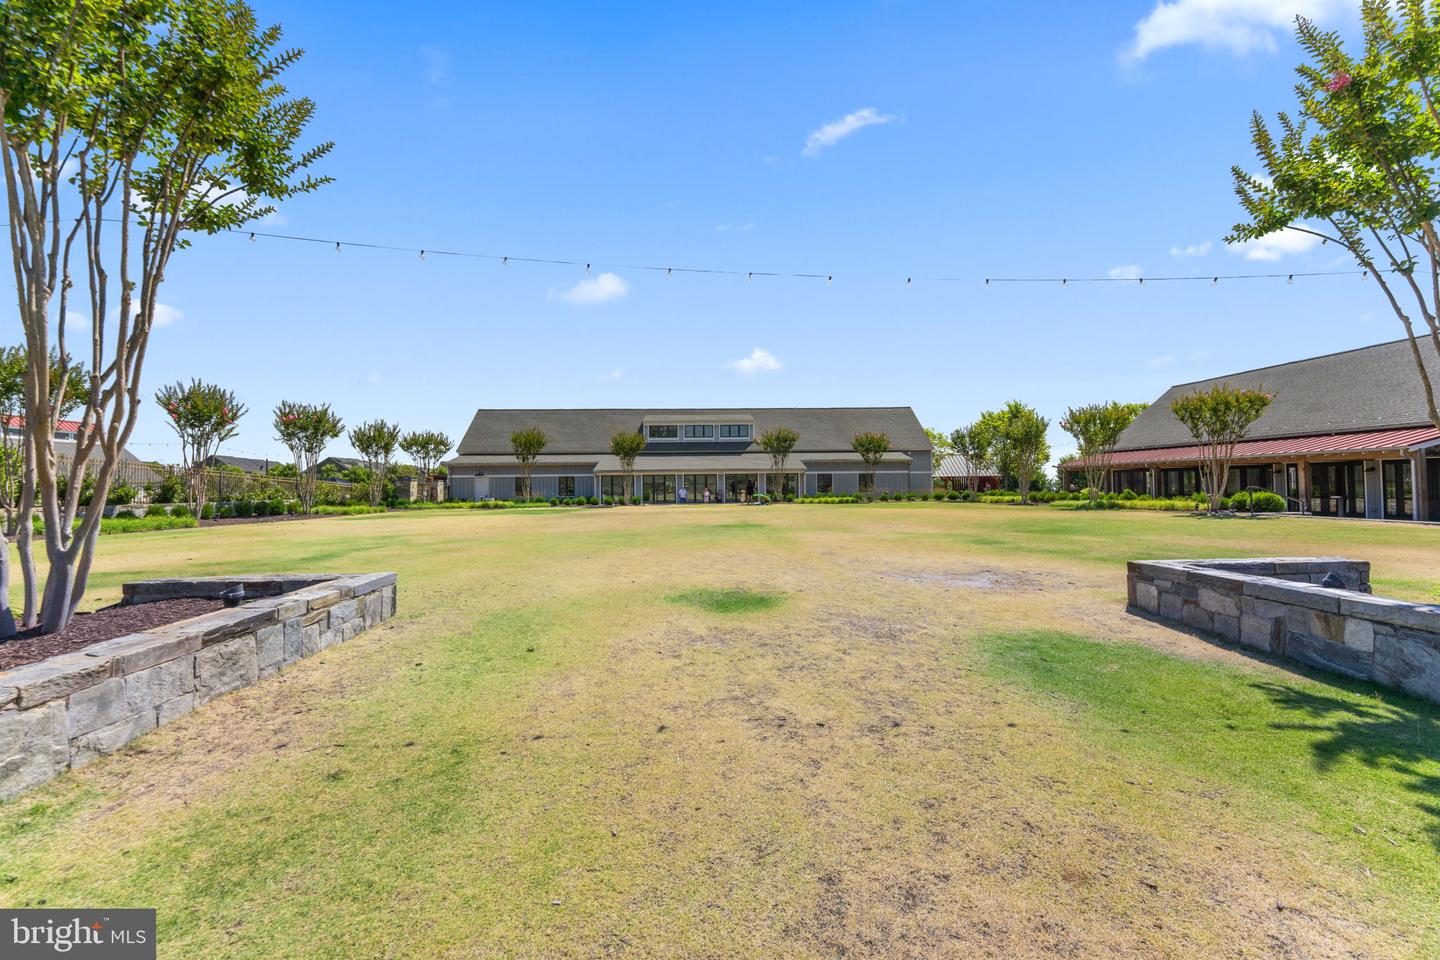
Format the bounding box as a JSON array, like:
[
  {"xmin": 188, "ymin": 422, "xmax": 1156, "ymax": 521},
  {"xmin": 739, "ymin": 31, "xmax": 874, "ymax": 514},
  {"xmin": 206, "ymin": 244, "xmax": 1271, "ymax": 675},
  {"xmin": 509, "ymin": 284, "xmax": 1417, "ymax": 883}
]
[
  {"xmin": 1286, "ymin": 464, "xmax": 1299, "ymax": 510},
  {"xmin": 726, "ymin": 474, "xmax": 758, "ymax": 502},
  {"xmin": 682, "ymin": 474, "xmax": 718, "ymax": 503},
  {"xmin": 1382, "ymin": 460, "xmax": 1412, "ymax": 519},
  {"xmin": 1309, "ymin": 461, "xmax": 1364, "ymax": 517}
]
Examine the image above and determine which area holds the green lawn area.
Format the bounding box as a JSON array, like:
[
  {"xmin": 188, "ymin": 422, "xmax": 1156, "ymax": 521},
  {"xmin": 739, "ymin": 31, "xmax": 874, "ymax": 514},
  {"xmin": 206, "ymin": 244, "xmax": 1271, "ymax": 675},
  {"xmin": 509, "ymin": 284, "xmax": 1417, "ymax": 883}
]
[{"xmin": 1, "ymin": 504, "xmax": 1438, "ymax": 958}]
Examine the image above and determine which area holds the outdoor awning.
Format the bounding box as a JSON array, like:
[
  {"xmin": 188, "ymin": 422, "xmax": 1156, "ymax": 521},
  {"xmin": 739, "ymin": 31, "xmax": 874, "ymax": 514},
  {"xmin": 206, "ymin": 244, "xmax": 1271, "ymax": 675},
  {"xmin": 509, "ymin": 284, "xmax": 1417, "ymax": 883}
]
[{"xmin": 1076, "ymin": 426, "xmax": 1440, "ymax": 468}]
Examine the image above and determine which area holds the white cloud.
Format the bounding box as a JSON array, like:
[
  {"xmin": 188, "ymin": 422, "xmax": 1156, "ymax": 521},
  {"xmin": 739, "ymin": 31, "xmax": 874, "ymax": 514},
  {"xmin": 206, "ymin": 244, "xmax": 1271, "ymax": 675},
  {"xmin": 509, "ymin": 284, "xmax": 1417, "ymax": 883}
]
[
  {"xmin": 1229, "ymin": 224, "xmax": 1321, "ymax": 260},
  {"xmin": 803, "ymin": 107, "xmax": 895, "ymax": 157},
  {"xmin": 1149, "ymin": 353, "xmax": 1176, "ymax": 367},
  {"xmin": 727, "ymin": 347, "xmax": 783, "ymax": 376},
  {"xmin": 547, "ymin": 272, "xmax": 630, "ymax": 306},
  {"xmin": 1170, "ymin": 240, "xmax": 1212, "ymax": 257},
  {"xmin": 1123, "ymin": 0, "xmax": 1345, "ymax": 63},
  {"xmin": 107, "ymin": 299, "xmax": 183, "ymax": 328},
  {"xmin": 1108, "ymin": 264, "xmax": 1143, "ymax": 280},
  {"xmin": 598, "ymin": 368, "xmax": 623, "ymax": 382},
  {"xmin": 152, "ymin": 303, "xmax": 184, "ymax": 327}
]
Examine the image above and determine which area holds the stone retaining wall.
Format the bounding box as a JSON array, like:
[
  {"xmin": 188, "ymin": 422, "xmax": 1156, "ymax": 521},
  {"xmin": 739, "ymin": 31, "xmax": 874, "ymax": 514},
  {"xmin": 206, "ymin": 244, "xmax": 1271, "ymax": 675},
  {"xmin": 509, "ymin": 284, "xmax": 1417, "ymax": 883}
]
[
  {"xmin": 1128, "ymin": 557, "xmax": 1440, "ymax": 703},
  {"xmin": 0, "ymin": 572, "xmax": 396, "ymax": 800}
]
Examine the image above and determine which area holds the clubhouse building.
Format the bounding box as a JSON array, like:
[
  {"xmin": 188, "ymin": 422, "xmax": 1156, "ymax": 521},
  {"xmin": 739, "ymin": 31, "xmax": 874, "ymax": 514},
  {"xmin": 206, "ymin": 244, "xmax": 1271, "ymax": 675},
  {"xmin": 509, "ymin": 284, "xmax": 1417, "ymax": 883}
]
[
  {"xmin": 446, "ymin": 407, "xmax": 932, "ymax": 502},
  {"xmin": 1074, "ymin": 338, "xmax": 1440, "ymax": 522}
]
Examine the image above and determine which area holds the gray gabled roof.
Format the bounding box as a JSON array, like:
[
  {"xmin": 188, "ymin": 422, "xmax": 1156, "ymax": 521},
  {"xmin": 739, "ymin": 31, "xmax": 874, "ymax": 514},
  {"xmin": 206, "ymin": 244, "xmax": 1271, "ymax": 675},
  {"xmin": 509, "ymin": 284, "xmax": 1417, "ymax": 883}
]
[
  {"xmin": 205, "ymin": 454, "xmax": 280, "ymax": 474},
  {"xmin": 1116, "ymin": 338, "xmax": 1440, "ymax": 452},
  {"xmin": 454, "ymin": 407, "xmax": 930, "ymax": 457}
]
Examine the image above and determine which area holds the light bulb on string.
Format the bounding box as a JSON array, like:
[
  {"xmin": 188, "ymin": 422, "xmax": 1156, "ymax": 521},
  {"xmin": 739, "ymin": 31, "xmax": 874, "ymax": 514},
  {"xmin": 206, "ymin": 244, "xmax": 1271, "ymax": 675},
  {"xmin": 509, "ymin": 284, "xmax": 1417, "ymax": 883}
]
[
  {"xmin": 1287, "ymin": 274, "xmax": 1293, "ymax": 285},
  {"xmin": 826, "ymin": 276, "xmax": 832, "ymax": 286},
  {"xmin": 248, "ymin": 232, "xmax": 256, "ymax": 243},
  {"xmin": 419, "ymin": 250, "xmax": 426, "ymax": 262},
  {"xmin": 334, "ymin": 242, "xmax": 341, "ymax": 253},
  {"xmin": 747, "ymin": 272, "xmax": 753, "ymax": 283}
]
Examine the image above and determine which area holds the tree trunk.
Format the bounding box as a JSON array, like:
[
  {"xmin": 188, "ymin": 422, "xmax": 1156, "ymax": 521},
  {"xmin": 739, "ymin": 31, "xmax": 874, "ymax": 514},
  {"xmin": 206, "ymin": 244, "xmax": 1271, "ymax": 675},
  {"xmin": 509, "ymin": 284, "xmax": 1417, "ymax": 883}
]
[{"xmin": 0, "ymin": 530, "xmax": 15, "ymax": 639}]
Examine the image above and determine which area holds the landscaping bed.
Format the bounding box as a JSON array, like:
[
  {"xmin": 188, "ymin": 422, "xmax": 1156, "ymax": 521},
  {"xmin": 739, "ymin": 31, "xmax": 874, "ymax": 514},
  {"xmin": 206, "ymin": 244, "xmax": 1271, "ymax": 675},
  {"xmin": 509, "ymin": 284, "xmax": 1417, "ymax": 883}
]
[{"xmin": 0, "ymin": 598, "xmax": 223, "ymax": 671}]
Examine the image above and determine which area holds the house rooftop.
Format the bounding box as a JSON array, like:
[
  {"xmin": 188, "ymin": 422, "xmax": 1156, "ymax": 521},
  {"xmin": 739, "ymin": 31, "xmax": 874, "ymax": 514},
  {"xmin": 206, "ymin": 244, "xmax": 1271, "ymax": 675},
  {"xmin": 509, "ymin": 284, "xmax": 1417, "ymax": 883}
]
[{"xmin": 1116, "ymin": 338, "xmax": 1440, "ymax": 452}]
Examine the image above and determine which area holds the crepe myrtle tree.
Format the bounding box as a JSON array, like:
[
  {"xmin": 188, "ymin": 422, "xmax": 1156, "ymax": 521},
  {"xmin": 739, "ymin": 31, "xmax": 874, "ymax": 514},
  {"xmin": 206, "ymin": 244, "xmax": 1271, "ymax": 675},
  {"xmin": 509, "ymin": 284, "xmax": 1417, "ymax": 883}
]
[
  {"xmin": 758, "ymin": 426, "xmax": 800, "ymax": 499},
  {"xmin": 0, "ymin": 346, "xmax": 87, "ymax": 636},
  {"xmin": 0, "ymin": 0, "xmax": 332, "ymax": 633},
  {"xmin": 508, "ymin": 427, "xmax": 548, "ymax": 500},
  {"xmin": 948, "ymin": 421, "xmax": 994, "ymax": 496},
  {"xmin": 155, "ymin": 380, "xmax": 244, "ymax": 521},
  {"xmin": 982, "ymin": 401, "xmax": 1050, "ymax": 505},
  {"xmin": 609, "ymin": 429, "xmax": 645, "ymax": 504},
  {"xmin": 350, "ymin": 419, "xmax": 401, "ymax": 506},
  {"xmin": 1171, "ymin": 383, "xmax": 1273, "ymax": 514},
  {"xmin": 1231, "ymin": 2, "xmax": 1440, "ymax": 431},
  {"xmin": 851, "ymin": 431, "xmax": 891, "ymax": 495},
  {"xmin": 399, "ymin": 430, "xmax": 451, "ymax": 503},
  {"xmin": 1060, "ymin": 401, "xmax": 1147, "ymax": 501},
  {"xmin": 924, "ymin": 427, "xmax": 953, "ymax": 477},
  {"xmin": 274, "ymin": 402, "xmax": 344, "ymax": 514}
]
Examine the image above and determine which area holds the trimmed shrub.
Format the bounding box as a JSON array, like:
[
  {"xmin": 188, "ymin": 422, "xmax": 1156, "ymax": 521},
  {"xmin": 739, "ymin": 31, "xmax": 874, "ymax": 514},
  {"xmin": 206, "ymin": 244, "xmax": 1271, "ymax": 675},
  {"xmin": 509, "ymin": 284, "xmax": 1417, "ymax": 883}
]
[
  {"xmin": 145, "ymin": 504, "xmax": 169, "ymax": 518},
  {"xmin": 107, "ymin": 484, "xmax": 138, "ymax": 506},
  {"xmin": 587, "ymin": 496, "xmax": 598, "ymax": 505},
  {"xmin": 235, "ymin": 501, "xmax": 254, "ymax": 518},
  {"xmin": 200, "ymin": 503, "xmax": 216, "ymax": 520},
  {"xmin": 1230, "ymin": 490, "xmax": 1286, "ymax": 513},
  {"xmin": 169, "ymin": 504, "xmax": 193, "ymax": 518}
]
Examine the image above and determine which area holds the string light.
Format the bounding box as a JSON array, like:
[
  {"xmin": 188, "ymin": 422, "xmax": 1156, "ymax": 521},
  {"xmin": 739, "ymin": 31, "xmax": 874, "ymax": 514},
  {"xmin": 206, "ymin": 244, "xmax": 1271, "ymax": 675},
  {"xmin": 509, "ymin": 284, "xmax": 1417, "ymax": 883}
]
[
  {"xmin": 226, "ymin": 227, "xmax": 832, "ymax": 283},
  {"xmin": 971, "ymin": 267, "xmax": 1403, "ymax": 285},
  {"xmin": 419, "ymin": 249, "xmax": 426, "ymax": 261}
]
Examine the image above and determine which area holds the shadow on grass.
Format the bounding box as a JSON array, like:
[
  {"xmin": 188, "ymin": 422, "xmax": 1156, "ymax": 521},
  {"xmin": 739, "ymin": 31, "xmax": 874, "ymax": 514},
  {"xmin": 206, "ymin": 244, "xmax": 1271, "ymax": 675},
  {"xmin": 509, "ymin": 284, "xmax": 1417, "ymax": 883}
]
[
  {"xmin": 1254, "ymin": 679, "xmax": 1440, "ymax": 849},
  {"xmin": 666, "ymin": 588, "xmax": 784, "ymax": 614}
]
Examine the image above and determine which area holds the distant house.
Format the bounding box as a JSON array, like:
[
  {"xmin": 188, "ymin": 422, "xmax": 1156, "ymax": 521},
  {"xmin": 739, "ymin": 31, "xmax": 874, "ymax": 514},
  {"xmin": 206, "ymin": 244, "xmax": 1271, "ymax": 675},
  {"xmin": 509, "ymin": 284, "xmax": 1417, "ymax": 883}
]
[
  {"xmin": 204, "ymin": 454, "xmax": 282, "ymax": 475},
  {"xmin": 446, "ymin": 407, "xmax": 932, "ymax": 501},
  {"xmin": 935, "ymin": 454, "xmax": 1000, "ymax": 492},
  {"xmin": 1069, "ymin": 338, "xmax": 1440, "ymax": 521},
  {"xmin": 317, "ymin": 456, "xmax": 363, "ymax": 475},
  {"xmin": 3, "ymin": 414, "xmax": 81, "ymax": 442}
]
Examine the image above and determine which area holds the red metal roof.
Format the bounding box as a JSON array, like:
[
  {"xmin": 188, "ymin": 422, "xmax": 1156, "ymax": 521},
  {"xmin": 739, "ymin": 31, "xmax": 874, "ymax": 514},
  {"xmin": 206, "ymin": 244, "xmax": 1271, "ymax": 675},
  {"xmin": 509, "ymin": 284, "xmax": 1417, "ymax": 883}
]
[
  {"xmin": 1075, "ymin": 426, "xmax": 1440, "ymax": 468},
  {"xmin": 2, "ymin": 414, "xmax": 82, "ymax": 433}
]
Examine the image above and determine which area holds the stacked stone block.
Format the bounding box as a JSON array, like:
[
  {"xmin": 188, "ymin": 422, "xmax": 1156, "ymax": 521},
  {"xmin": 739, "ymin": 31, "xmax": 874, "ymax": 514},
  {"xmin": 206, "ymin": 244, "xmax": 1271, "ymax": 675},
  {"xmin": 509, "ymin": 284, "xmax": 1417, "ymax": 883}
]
[
  {"xmin": 0, "ymin": 572, "xmax": 396, "ymax": 800},
  {"xmin": 1128, "ymin": 558, "xmax": 1440, "ymax": 704}
]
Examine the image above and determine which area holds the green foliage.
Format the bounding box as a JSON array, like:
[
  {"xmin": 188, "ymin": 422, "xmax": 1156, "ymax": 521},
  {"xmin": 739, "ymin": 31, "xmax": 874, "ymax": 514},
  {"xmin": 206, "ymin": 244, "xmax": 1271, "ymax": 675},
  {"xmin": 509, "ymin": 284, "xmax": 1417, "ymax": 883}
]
[
  {"xmin": 155, "ymin": 379, "xmax": 245, "ymax": 518},
  {"xmin": 1231, "ymin": 490, "xmax": 1287, "ymax": 513},
  {"xmin": 106, "ymin": 484, "xmax": 137, "ymax": 506},
  {"xmin": 979, "ymin": 401, "xmax": 1050, "ymax": 505},
  {"xmin": 1171, "ymin": 384, "xmax": 1273, "ymax": 513},
  {"xmin": 200, "ymin": 503, "xmax": 216, "ymax": 521},
  {"xmin": 1229, "ymin": 2, "xmax": 1440, "ymax": 429},
  {"xmin": 273, "ymin": 401, "xmax": 344, "ymax": 514},
  {"xmin": 169, "ymin": 504, "xmax": 193, "ymax": 518},
  {"xmin": 349, "ymin": 419, "xmax": 402, "ymax": 507},
  {"xmin": 97, "ymin": 515, "xmax": 198, "ymax": 534},
  {"xmin": 924, "ymin": 426, "xmax": 953, "ymax": 473},
  {"xmin": 795, "ymin": 496, "xmax": 863, "ymax": 504},
  {"xmin": 608, "ymin": 430, "xmax": 646, "ymax": 504},
  {"xmin": 314, "ymin": 504, "xmax": 386, "ymax": 515},
  {"xmin": 398, "ymin": 430, "xmax": 452, "ymax": 503},
  {"xmin": 1060, "ymin": 401, "xmax": 1147, "ymax": 500}
]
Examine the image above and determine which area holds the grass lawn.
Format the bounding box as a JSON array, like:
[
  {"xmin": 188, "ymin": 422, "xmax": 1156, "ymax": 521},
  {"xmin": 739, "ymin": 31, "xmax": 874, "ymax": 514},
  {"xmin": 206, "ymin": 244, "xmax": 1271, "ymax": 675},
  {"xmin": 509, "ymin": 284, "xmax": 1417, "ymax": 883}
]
[{"xmin": 1, "ymin": 504, "xmax": 1438, "ymax": 958}]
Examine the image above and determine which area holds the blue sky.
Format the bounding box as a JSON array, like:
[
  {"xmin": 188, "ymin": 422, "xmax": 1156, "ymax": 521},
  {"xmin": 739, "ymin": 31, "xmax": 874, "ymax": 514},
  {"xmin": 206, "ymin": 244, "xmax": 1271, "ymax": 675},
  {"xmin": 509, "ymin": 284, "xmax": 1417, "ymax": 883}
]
[{"xmin": 116, "ymin": 0, "xmax": 1387, "ymax": 465}]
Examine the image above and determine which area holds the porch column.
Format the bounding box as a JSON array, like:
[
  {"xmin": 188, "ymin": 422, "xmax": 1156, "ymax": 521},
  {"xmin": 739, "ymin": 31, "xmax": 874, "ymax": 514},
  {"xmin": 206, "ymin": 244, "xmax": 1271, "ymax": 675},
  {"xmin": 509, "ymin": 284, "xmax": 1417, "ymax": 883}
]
[
  {"xmin": 1297, "ymin": 459, "xmax": 1310, "ymax": 513},
  {"xmin": 1412, "ymin": 451, "xmax": 1428, "ymax": 522}
]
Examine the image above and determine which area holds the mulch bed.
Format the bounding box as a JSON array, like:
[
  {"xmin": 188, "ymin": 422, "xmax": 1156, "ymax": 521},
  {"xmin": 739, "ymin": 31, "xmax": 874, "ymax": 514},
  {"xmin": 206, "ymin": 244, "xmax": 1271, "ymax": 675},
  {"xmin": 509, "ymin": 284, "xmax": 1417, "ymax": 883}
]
[{"xmin": 0, "ymin": 598, "xmax": 224, "ymax": 671}]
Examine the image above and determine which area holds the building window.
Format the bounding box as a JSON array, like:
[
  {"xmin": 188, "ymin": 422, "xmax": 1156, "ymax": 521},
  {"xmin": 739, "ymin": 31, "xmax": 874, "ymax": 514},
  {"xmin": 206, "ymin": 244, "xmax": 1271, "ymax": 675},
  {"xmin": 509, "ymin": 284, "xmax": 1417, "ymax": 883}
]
[
  {"xmin": 1382, "ymin": 460, "xmax": 1412, "ymax": 519},
  {"xmin": 601, "ymin": 476, "xmax": 629, "ymax": 500},
  {"xmin": 682, "ymin": 474, "xmax": 719, "ymax": 502},
  {"xmin": 771, "ymin": 474, "xmax": 798, "ymax": 497},
  {"xmin": 642, "ymin": 474, "xmax": 676, "ymax": 503},
  {"xmin": 1110, "ymin": 469, "xmax": 1148, "ymax": 495},
  {"xmin": 1309, "ymin": 461, "xmax": 1365, "ymax": 517},
  {"xmin": 647, "ymin": 424, "xmax": 678, "ymax": 439},
  {"xmin": 719, "ymin": 423, "xmax": 750, "ymax": 439},
  {"xmin": 858, "ymin": 474, "xmax": 874, "ymax": 494},
  {"xmin": 726, "ymin": 474, "xmax": 758, "ymax": 501},
  {"xmin": 1159, "ymin": 468, "xmax": 1200, "ymax": 499},
  {"xmin": 683, "ymin": 424, "xmax": 714, "ymax": 439},
  {"xmin": 816, "ymin": 473, "xmax": 832, "ymax": 494},
  {"xmin": 1225, "ymin": 464, "xmax": 1273, "ymax": 496},
  {"xmin": 557, "ymin": 476, "xmax": 575, "ymax": 497},
  {"xmin": 513, "ymin": 477, "xmax": 525, "ymax": 498}
]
